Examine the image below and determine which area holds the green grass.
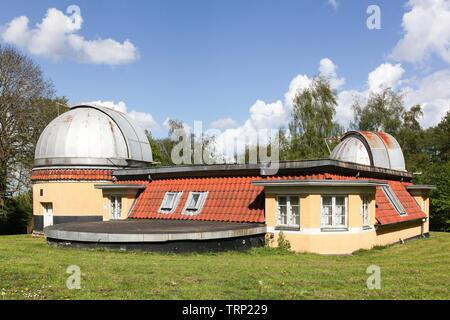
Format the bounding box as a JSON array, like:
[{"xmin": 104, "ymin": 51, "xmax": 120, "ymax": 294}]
[{"xmin": 0, "ymin": 233, "xmax": 449, "ymax": 299}]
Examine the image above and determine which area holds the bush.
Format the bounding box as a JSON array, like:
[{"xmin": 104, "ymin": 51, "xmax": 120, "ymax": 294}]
[
  {"xmin": 416, "ymin": 161, "xmax": 450, "ymax": 232},
  {"xmin": 276, "ymin": 231, "xmax": 291, "ymax": 251},
  {"xmin": 0, "ymin": 193, "xmax": 32, "ymax": 235}
]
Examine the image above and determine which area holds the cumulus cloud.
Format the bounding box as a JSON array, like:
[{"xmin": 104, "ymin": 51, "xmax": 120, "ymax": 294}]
[
  {"xmin": 334, "ymin": 62, "xmax": 449, "ymax": 129},
  {"xmin": 1, "ymin": 5, "xmax": 138, "ymax": 65},
  {"xmin": 210, "ymin": 117, "xmax": 238, "ymax": 130},
  {"xmin": 335, "ymin": 89, "xmax": 366, "ymax": 128},
  {"xmin": 401, "ymin": 70, "xmax": 450, "ymax": 127},
  {"xmin": 283, "ymin": 74, "xmax": 312, "ymax": 109},
  {"xmin": 319, "ymin": 58, "xmax": 346, "ymax": 89},
  {"xmin": 390, "ymin": 0, "xmax": 450, "ymax": 64},
  {"xmin": 367, "ymin": 63, "xmax": 405, "ymax": 93},
  {"xmin": 209, "ymin": 58, "xmax": 345, "ymax": 159},
  {"xmin": 88, "ymin": 100, "xmax": 158, "ymax": 131}
]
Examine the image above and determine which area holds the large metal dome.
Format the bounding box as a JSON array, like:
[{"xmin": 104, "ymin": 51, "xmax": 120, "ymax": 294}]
[
  {"xmin": 34, "ymin": 104, "xmax": 153, "ymax": 168},
  {"xmin": 330, "ymin": 131, "xmax": 406, "ymax": 171}
]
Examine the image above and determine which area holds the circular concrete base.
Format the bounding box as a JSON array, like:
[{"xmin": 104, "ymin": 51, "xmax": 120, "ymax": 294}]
[{"xmin": 45, "ymin": 219, "xmax": 267, "ymax": 253}]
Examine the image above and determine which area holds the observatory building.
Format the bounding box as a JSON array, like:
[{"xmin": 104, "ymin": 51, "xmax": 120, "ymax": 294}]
[{"xmin": 32, "ymin": 104, "xmax": 434, "ymax": 254}]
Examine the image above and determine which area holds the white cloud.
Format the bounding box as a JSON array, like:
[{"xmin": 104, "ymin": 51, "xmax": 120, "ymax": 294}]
[
  {"xmin": 335, "ymin": 89, "xmax": 366, "ymax": 128},
  {"xmin": 88, "ymin": 100, "xmax": 158, "ymax": 131},
  {"xmin": 210, "ymin": 58, "xmax": 344, "ymax": 159},
  {"xmin": 367, "ymin": 63, "xmax": 405, "ymax": 92},
  {"xmin": 334, "ymin": 62, "xmax": 449, "ymax": 128},
  {"xmin": 401, "ymin": 70, "xmax": 450, "ymax": 127},
  {"xmin": 319, "ymin": 58, "xmax": 346, "ymax": 89},
  {"xmin": 327, "ymin": 0, "xmax": 339, "ymax": 10},
  {"xmin": 283, "ymin": 74, "xmax": 312, "ymax": 109},
  {"xmin": 249, "ymin": 100, "xmax": 286, "ymax": 130},
  {"xmin": 390, "ymin": 0, "xmax": 450, "ymax": 64},
  {"xmin": 1, "ymin": 5, "xmax": 138, "ymax": 65},
  {"xmin": 210, "ymin": 117, "xmax": 238, "ymax": 130}
]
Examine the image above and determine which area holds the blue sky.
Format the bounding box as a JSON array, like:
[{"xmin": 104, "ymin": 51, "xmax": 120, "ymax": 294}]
[{"xmin": 1, "ymin": 0, "xmax": 450, "ymax": 139}]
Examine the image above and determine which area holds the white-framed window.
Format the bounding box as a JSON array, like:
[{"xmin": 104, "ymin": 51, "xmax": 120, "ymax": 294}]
[
  {"xmin": 276, "ymin": 195, "xmax": 300, "ymax": 228},
  {"xmin": 361, "ymin": 195, "xmax": 371, "ymax": 227},
  {"xmin": 381, "ymin": 185, "xmax": 406, "ymax": 216},
  {"xmin": 159, "ymin": 192, "xmax": 182, "ymax": 214},
  {"xmin": 109, "ymin": 196, "xmax": 122, "ymax": 220},
  {"xmin": 182, "ymin": 192, "xmax": 208, "ymax": 215},
  {"xmin": 321, "ymin": 195, "xmax": 347, "ymax": 229}
]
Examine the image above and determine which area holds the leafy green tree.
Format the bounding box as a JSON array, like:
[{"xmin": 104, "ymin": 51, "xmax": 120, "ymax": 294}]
[
  {"xmin": 351, "ymin": 88, "xmax": 404, "ymax": 135},
  {"xmin": 415, "ymin": 161, "xmax": 450, "ymax": 232},
  {"xmin": 147, "ymin": 119, "xmax": 217, "ymax": 166},
  {"xmin": 0, "ymin": 45, "xmax": 66, "ymax": 233},
  {"xmin": 396, "ymin": 105, "xmax": 431, "ymax": 172},
  {"xmin": 0, "ymin": 192, "xmax": 32, "ymax": 235},
  {"xmin": 283, "ymin": 76, "xmax": 343, "ymax": 160},
  {"xmin": 424, "ymin": 110, "xmax": 450, "ymax": 164}
]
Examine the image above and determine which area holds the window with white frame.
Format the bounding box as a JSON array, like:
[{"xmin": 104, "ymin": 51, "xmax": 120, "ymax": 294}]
[
  {"xmin": 182, "ymin": 192, "xmax": 208, "ymax": 215},
  {"xmin": 361, "ymin": 195, "xmax": 370, "ymax": 227},
  {"xmin": 321, "ymin": 195, "xmax": 347, "ymax": 229},
  {"xmin": 109, "ymin": 196, "xmax": 122, "ymax": 220},
  {"xmin": 381, "ymin": 185, "xmax": 406, "ymax": 216},
  {"xmin": 276, "ymin": 195, "xmax": 300, "ymax": 228},
  {"xmin": 159, "ymin": 192, "xmax": 182, "ymax": 213}
]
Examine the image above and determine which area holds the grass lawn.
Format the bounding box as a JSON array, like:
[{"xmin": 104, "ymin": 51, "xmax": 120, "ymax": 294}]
[{"xmin": 0, "ymin": 232, "xmax": 449, "ymax": 300}]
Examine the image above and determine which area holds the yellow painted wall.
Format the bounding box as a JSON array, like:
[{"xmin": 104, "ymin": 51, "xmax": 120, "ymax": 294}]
[
  {"xmin": 375, "ymin": 221, "xmax": 424, "ymax": 246},
  {"xmin": 33, "ymin": 182, "xmax": 138, "ymax": 221},
  {"xmin": 412, "ymin": 193, "xmax": 430, "ymax": 233},
  {"xmin": 100, "ymin": 192, "xmax": 138, "ymax": 219},
  {"xmin": 265, "ymin": 186, "xmax": 425, "ymax": 255},
  {"xmin": 33, "ymin": 182, "xmax": 104, "ymax": 218}
]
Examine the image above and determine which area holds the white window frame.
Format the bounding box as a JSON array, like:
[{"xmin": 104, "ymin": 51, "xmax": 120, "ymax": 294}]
[
  {"xmin": 182, "ymin": 192, "xmax": 208, "ymax": 215},
  {"xmin": 381, "ymin": 185, "xmax": 407, "ymax": 216},
  {"xmin": 275, "ymin": 195, "xmax": 300, "ymax": 229},
  {"xmin": 321, "ymin": 195, "xmax": 348, "ymax": 230},
  {"xmin": 158, "ymin": 192, "xmax": 182, "ymax": 214},
  {"xmin": 109, "ymin": 195, "xmax": 122, "ymax": 220},
  {"xmin": 361, "ymin": 195, "xmax": 371, "ymax": 227}
]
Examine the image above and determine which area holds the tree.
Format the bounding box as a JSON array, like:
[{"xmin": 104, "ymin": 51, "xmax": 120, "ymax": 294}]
[
  {"xmin": 283, "ymin": 76, "xmax": 343, "ymax": 160},
  {"xmin": 351, "ymin": 88, "xmax": 405, "ymax": 135},
  {"xmin": 147, "ymin": 119, "xmax": 217, "ymax": 166},
  {"xmin": 396, "ymin": 105, "xmax": 430, "ymax": 172},
  {"xmin": 350, "ymin": 88, "xmax": 433, "ymax": 172},
  {"xmin": 415, "ymin": 161, "xmax": 450, "ymax": 232},
  {"xmin": 0, "ymin": 45, "xmax": 66, "ymax": 233},
  {"xmin": 424, "ymin": 110, "xmax": 450, "ymax": 164},
  {"xmin": 0, "ymin": 45, "xmax": 56, "ymax": 203}
]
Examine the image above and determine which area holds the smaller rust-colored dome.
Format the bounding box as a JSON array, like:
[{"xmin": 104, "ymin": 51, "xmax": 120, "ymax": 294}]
[{"xmin": 330, "ymin": 131, "xmax": 406, "ymax": 171}]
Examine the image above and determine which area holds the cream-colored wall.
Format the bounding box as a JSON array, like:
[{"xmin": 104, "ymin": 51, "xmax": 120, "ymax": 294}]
[
  {"xmin": 375, "ymin": 221, "xmax": 424, "ymax": 247},
  {"xmin": 100, "ymin": 192, "xmax": 138, "ymax": 219},
  {"xmin": 412, "ymin": 193, "xmax": 430, "ymax": 233},
  {"xmin": 265, "ymin": 186, "xmax": 424, "ymax": 255},
  {"xmin": 33, "ymin": 182, "xmax": 138, "ymax": 221},
  {"xmin": 265, "ymin": 186, "xmax": 374, "ymax": 230},
  {"xmin": 33, "ymin": 182, "xmax": 104, "ymax": 218}
]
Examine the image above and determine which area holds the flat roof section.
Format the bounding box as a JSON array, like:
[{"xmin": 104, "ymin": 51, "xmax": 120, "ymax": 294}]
[
  {"xmin": 113, "ymin": 159, "xmax": 414, "ymax": 181},
  {"xmin": 252, "ymin": 179, "xmax": 388, "ymax": 187},
  {"xmin": 45, "ymin": 220, "xmax": 266, "ymax": 253}
]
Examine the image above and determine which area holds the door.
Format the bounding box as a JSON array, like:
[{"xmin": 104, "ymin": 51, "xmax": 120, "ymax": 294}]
[
  {"xmin": 42, "ymin": 203, "xmax": 53, "ymax": 228},
  {"xmin": 109, "ymin": 196, "xmax": 122, "ymax": 220}
]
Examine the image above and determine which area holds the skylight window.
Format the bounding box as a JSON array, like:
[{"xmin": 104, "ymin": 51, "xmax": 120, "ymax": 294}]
[
  {"xmin": 182, "ymin": 192, "xmax": 208, "ymax": 215},
  {"xmin": 158, "ymin": 192, "xmax": 182, "ymax": 214},
  {"xmin": 381, "ymin": 185, "xmax": 406, "ymax": 216}
]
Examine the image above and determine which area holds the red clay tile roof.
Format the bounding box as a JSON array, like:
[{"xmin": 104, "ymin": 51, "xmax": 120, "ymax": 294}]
[
  {"xmin": 375, "ymin": 181, "xmax": 427, "ymax": 225},
  {"xmin": 126, "ymin": 173, "xmax": 426, "ymax": 225},
  {"xmin": 31, "ymin": 169, "xmax": 113, "ymax": 181},
  {"xmin": 129, "ymin": 176, "xmax": 265, "ymax": 223}
]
